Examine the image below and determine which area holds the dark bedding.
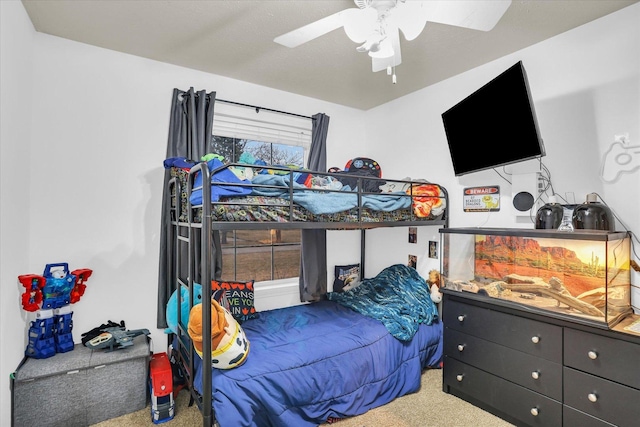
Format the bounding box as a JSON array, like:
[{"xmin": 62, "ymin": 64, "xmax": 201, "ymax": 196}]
[{"xmin": 192, "ymin": 300, "xmax": 443, "ymax": 427}]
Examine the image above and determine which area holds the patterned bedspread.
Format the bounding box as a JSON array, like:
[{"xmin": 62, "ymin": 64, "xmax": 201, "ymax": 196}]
[
  {"xmin": 327, "ymin": 264, "xmax": 438, "ymax": 341},
  {"xmin": 171, "ymin": 167, "xmax": 446, "ymax": 224}
]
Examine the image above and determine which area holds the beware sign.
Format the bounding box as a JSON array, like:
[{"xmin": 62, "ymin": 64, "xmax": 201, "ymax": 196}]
[{"xmin": 463, "ymin": 186, "xmax": 500, "ymax": 212}]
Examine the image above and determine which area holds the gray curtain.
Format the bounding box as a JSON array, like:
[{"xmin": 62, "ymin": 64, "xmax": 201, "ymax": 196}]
[
  {"xmin": 157, "ymin": 88, "xmax": 222, "ymax": 328},
  {"xmin": 299, "ymin": 113, "xmax": 330, "ymax": 301}
]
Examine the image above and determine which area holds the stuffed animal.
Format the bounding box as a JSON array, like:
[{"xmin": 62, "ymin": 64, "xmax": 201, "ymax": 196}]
[
  {"xmin": 165, "ymin": 283, "xmax": 202, "ymax": 335},
  {"xmin": 427, "ymin": 269, "xmax": 442, "ymax": 303},
  {"xmin": 188, "ymin": 299, "xmax": 250, "ymax": 370}
]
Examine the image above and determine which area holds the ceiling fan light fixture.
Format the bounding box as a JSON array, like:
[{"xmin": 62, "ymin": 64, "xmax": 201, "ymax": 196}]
[
  {"xmin": 343, "ymin": 7, "xmax": 378, "ymax": 42},
  {"xmin": 390, "ymin": 0, "xmax": 428, "ymax": 40},
  {"xmin": 368, "ymin": 38, "xmax": 394, "ymax": 59}
]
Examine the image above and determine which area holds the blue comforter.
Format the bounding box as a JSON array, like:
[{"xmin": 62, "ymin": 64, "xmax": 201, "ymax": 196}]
[
  {"xmin": 327, "ymin": 264, "xmax": 438, "ymax": 341},
  {"xmin": 250, "ymin": 174, "xmax": 411, "ymax": 214},
  {"xmin": 193, "ymin": 300, "xmax": 442, "ymax": 427}
]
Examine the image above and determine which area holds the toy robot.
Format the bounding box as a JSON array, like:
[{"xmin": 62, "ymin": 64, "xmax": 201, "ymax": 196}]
[{"xmin": 18, "ymin": 263, "xmax": 92, "ymax": 359}]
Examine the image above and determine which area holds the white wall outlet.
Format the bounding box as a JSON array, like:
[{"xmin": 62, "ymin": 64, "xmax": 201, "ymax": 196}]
[{"xmin": 614, "ymin": 133, "xmax": 630, "ymax": 144}]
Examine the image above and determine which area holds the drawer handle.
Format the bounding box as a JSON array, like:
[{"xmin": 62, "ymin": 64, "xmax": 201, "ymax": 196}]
[
  {"xmin": 588, "ymin": 350, "xmax": 598, "ymax": 360},
  {"xmin": 588, "ymin": 393, "xmax": 598, "ymax": 403},
  {"xmin": 531, "ymin": 371, "xmax": 540, "ymax": 380},
  {"xmin": 530, "ymin": 407, "xmax": 539, "ymax": 417},
  {"xmin": 456, "ymin": 374, "xmax": 464, "ymax": 382},
  {"xmin": 457, "ymin": 344, "xmax": 465, "ymax": 352},
  {"xmin": 457, "ymin": 315, "xmax": 466, "ymax": 323},
  {"xmin": 531, "ymin": 336, "xmax": 540, "ymax": 344}
]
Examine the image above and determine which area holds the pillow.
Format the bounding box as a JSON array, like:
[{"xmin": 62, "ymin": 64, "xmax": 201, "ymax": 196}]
[
  {"xmin": 211, "ymin": 280, "xmax": 257, "ymax": 323},
  {"xmin": 333, "ymin": 264, "xmax": 361, "ymax": 293},
  {"xmin": 379, "ymin": 179, "xmax": 411, "ymax": 193}
]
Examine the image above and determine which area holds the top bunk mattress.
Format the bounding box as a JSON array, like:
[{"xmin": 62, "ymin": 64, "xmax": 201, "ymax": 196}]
[{"xmin": 168, "ymin": 159, "xmax": 448, "ymax": 226}]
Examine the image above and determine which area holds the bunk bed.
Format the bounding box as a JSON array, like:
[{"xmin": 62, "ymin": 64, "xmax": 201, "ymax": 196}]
[{"xmin": 165, "ymin": 159, "xmax": 449, "ymax": 427}]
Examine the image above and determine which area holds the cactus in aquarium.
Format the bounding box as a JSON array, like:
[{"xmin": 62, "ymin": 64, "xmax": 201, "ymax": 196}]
[{"xmin": 587, "ymin": 252, "xmax": 600, "ymax": 277}]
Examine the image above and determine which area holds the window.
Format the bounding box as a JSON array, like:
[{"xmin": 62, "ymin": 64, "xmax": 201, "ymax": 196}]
[
  {"xmin": 210, "ymin": 102, "xmax": 312, "ymax": 283},
  {"xmin": 210, "ymin": 136, "xmax": 304, "ymax": 282},
  {"xmin": 210, "ymin": 137, "xmax": 304, "ymax": 166}
]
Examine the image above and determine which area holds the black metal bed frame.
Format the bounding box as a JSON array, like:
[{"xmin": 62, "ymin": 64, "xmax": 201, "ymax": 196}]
[{"xmin": 166, "ymin": 161, "xmax": 449, "ymax": 427}]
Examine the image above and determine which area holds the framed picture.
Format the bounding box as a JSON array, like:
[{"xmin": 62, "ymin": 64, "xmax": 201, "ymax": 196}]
[
  {"xmin": 429, "ymin": 241, "xmax": 438, "ymax": 259},
  {"xmin": 409, "ymin": 227, "xmax": 417, "ymax": 243},
  {"xmin": 408, "ymin": 254, "xmax": 417, "ymax": 269}
]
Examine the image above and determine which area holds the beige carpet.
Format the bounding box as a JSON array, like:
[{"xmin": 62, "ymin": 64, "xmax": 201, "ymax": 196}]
[{"xmin": 92, "ymin": 368, "xmax": 514, "ymax": 427}]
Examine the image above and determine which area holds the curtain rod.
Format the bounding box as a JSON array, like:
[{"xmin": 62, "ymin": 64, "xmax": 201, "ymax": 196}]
[{"xmin": 216, "ymin": 98, "xmax": 314, "ymax": 121}]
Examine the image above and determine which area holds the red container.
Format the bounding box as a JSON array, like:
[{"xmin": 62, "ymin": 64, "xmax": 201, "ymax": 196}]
[{"xmin": 149, "ymin": 352, "xmax": 173, "ymax": 397}]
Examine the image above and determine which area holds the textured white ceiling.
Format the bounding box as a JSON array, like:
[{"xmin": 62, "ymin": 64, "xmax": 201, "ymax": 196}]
[{"xmin": 21, "ymin": 0, "xmax": 639, "ymax": 110}]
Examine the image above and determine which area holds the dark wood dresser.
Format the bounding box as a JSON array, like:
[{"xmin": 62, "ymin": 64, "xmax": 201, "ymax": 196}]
[{"xmin": 442, "ymin": 290, "xmax": 640, "ymax": 427}]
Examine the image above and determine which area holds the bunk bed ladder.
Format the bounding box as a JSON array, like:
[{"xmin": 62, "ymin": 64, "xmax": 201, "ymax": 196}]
[
  {"xmin": 169, "ymin": 173, "xmax": 216, "ymax": 427},
  {"xmin": 189, "ymin": 163, "xmax": 215, "ymax": 427}
]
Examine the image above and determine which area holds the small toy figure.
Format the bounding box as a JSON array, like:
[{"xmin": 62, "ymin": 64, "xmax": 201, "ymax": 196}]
[
  {"xmin": 427, "ymin": 269, "xmax": 442, "ymax": 304},
  {"xmin": 18, "ymin": 263, "xmax": 92, "ymax": 358},
  {"xmin": 85, "ymin": 327, "xmax": 150, "ymax": 352}
]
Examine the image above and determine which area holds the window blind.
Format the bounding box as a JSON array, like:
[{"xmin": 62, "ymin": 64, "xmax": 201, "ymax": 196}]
[{"xmin": 213, "ymin": 102, "xmax": 312, "ymax": 149}]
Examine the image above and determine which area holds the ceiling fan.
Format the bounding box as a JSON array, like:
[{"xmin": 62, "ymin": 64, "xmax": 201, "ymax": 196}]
[{"xmin": 274, "ymin": 0, "xmax": 512, "ymax": 78}]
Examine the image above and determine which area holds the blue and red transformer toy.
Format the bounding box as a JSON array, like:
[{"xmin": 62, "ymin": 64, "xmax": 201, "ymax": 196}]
[
  {"xmin": 149, "ymin": 352, "xmax": 175, "ymax": 423},
  {"xmin": 18, "ymin": 263, "xmax": 92, "ymax": 359}
]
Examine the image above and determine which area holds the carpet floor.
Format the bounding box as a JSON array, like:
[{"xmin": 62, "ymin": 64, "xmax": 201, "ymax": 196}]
[{"xmin": 91, "ymin": 368, "xmax": 514, "ymax": 427}]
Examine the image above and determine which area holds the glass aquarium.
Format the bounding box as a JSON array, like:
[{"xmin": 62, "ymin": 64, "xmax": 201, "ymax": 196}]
[{"xmin": 440, "ymin": 228, "xmax": 634, "ymax": 332}]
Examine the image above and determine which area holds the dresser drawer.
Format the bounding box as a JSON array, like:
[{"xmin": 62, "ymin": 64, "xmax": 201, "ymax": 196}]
[
  {"xmin": 564, "ymin": 328, "xmax": 640, "ymax": 389},
  {"xmin": 444, "ymin": 356, "xmax": 562, "ymax": 427},
  {"xmin": 443, "ymin": 298, "xmax": 562, "ymax": 362},
  {"xmin": 563, "ymin": 406, "xmax": 615, "ymax": 427},
  {"xmin": 564, "ymin": 367, "xmax": 640, "ymax": 427},
  {"xmin": 445, "ymin": 328, "xmax": 562, "ymax": 400}
]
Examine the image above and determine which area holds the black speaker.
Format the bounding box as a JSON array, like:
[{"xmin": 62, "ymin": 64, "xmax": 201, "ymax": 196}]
[
  {"xmin": 511, "ymin": 172, "xmax": 540, "ymax": 216},
  {"xmin": 513, "ymin": 191, "xmax": 535, "ymax": 211}
]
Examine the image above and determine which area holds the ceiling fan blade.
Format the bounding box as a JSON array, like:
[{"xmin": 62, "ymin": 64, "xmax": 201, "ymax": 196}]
[
  {"xmin": 423, "ymin": 0, "xmax": 512, "ymax": 32},
  {"xmin": 372, "ymin": 29, "xmax": 401, "ymax": 72},
  {"xmin": 274, "ymin": 8, "xmax": 361, "ymax": 48}
]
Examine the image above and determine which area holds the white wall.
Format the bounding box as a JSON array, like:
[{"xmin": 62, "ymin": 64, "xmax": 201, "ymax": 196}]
[
  {"xmin": 0, "ymin": 0, "xmax": 35, "ymax": 421},
  {"xmin": 2, "ymin": 2, "xmax": 639, "ymax": 425},
  {"xmin": 0, "ymin": 2, "xmax": 366, "ymax": 423}
]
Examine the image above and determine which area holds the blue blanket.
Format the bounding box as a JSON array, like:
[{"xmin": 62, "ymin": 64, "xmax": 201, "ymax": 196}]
[
  {"xmin": 190, "ymin": 158, "xmax": 252, "ymax": 205},
  {"xmin": 327, "ymin": 264, "xmax": 438, "ymax": 341},
  {"xmin": 250, "ymin": 174, "xmax": 411, "ymax": 215},
  {"xmin": 192, "ymin": 300, "xmax": 442, "ymax": 427}
]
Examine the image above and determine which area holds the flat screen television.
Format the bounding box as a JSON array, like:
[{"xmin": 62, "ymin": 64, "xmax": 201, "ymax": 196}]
[{"xmin": 442, "ymin": 61, "xmax": 545, "ymax": 176}]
